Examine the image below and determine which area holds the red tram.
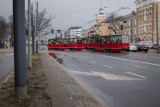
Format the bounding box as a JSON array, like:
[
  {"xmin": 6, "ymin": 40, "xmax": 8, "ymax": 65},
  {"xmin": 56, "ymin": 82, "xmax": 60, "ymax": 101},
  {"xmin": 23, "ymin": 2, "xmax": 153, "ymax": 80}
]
[
  {"xmin": 48, "ymin": 37, "xmax": 86, "ymax": 51},
  {"xmin": 48, "ymin": 35, "xmax": 129, "ymax": 53}
]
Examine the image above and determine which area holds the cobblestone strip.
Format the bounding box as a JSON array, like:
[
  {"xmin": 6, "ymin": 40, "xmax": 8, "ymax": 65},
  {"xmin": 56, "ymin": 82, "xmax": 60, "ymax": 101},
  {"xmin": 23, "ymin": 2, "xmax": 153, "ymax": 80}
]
[{"xmin": 41, "ymin": 53, "xmax": 105, "ymax": 107}]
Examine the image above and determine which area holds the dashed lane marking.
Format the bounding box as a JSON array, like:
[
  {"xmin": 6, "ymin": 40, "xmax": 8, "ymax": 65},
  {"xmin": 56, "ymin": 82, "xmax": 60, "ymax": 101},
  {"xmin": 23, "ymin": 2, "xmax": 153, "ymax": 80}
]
[
  {"xmin": 134, "ymin": 65, "xmax": 145, "ymax": 69},
  {"xmin": 91, "ymin": 71, "xmax": 144, "ymax": 80},
  {"xmin": 5, "ymin": 53, "xmax": 14, "ymax": 56},
  {"xmin": 126, "ymin": 72, "xmax": 147, "ymax": 79},
  {"xmin": 103, "ymin": 65, "xmax": 113, "ymax": 69},
  {"xmin": 84, "ymin": 53, "xmax": 160, "ymax": 67}
]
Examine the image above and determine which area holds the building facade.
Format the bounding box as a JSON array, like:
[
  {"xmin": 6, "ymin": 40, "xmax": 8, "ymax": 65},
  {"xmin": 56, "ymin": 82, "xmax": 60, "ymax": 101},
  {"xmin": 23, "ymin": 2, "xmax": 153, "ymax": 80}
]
[
  {"xmin": 67, "ymin": 26, "xmax": 82, "ymax": 38},
  {"xmin": 121, "ymin": 12, "xmax": 137, "ymax": 43},
  {"xmin": 87, "ymin": 0, "xmax": 160, "ymax": 44},
  {"xmin": 135, "ymin": 0, "xmax": 160, "ymax": 44},
  {"xmin": 88, "ymin": 8, "xmax": 110, "ymax": 37}
]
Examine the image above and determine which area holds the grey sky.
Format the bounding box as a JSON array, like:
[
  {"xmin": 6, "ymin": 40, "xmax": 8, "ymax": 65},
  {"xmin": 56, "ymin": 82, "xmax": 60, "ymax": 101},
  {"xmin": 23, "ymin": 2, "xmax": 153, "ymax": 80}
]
[{"xmin": 0, "ymin": 0, "xmax": 136, "ymax": 30}]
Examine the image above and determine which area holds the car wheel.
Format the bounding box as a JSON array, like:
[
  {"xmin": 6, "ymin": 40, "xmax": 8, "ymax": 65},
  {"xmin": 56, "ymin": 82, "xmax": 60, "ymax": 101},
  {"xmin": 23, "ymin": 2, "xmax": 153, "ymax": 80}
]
[{"xmin": 145, "ymin": 50, "xmax": 148, "ymax": 53}]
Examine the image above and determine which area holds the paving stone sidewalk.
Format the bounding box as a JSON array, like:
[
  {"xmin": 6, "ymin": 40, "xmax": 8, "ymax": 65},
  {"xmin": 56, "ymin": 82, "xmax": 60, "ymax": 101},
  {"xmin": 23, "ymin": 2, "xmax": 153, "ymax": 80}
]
[
  {"xmin": 40, "ymin": 52, "xmax": 105, "ymax": 107},
  {"xmin": 148, "ymin": 49, "xmax": 160, "ymax": 55},
  {"xmin": 0, "ymin": 48, "xmax": 13, "ymax": 53}
]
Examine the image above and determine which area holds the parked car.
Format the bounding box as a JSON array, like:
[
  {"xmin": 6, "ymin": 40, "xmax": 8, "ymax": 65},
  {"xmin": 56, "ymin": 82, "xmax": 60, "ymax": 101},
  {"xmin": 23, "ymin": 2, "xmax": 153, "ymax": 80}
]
[
  {"xmin": 153, "ymin": 44, "xmax": 160, "ymax": 49},
  {"xmin": 130, "ymin": 45, "xmax": 137, "ymax": 52},
  {"xmin": 137, "ymin": 45, "xmax": 149, "ymax": 52},
  {"xmin": 148, "ymin": 44, "xmax": 154, "ymax": 49}
]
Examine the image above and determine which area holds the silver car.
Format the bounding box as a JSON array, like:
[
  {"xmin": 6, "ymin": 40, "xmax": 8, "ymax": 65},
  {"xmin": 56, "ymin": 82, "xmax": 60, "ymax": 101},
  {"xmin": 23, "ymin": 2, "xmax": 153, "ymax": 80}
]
[{"xmin": 129, "ymin": 45, "xmax": 137, "ymax": 52}]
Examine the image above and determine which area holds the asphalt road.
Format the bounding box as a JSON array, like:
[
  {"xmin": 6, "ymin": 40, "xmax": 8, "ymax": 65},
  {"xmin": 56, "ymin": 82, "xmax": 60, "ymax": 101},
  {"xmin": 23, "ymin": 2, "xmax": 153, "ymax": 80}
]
[
  {"xmin": 54, "ymin": 50, "xmax": 160, "ymax": 107},
  {"xmin": 0, "ymin": 49, "xmax": 14, "ymax": 81}
]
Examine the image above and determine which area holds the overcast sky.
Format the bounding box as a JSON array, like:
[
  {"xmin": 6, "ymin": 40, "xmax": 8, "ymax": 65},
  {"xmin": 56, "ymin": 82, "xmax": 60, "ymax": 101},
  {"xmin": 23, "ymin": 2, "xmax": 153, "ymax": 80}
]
[{"xmin": 0, "ymin": 0, "xmax": 136, "ymax": 30}]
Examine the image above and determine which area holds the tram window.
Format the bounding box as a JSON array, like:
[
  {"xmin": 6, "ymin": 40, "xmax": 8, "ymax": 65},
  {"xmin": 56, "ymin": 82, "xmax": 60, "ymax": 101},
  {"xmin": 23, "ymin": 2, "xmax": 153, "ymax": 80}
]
[
  {"xmin": 112, "ymin": 35, "xmax": 122, "ymax": 43},
  {"xmin": 77, "ymin": 40, "xmax": 82, "ymax": 44},
  {"xmin": 118, "ymin": 36, "xmax": 122, "ymax": 43},
  {"xmin": 105, "ymin": 36, "xmax": 110, "ymax": 43}
]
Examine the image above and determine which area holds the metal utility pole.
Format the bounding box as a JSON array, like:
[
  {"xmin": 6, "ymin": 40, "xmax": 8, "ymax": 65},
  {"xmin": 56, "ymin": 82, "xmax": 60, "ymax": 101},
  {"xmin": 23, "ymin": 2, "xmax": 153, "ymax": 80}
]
[
  {"xmin": 31, "ymin": 3, "xmax": 35, "ymax": 54},
  {"xmin": 36, "ymin": 1, "xmax": 39, "ymax": 54},
  {"xmin": 13, "ymin": 0, "xmax": 27, "ymax": 97},
  {"xmin": 156, "ymin": 3, "xmax": 159, "ymax": 52},
  {"xmin": 28, "ymin": 0, "xmax": 32, "ymax": 69}
]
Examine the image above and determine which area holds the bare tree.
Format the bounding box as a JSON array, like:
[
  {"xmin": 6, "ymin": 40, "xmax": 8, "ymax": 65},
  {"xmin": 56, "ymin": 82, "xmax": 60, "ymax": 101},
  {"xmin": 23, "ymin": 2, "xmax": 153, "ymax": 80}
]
[
  {"xmin": 106, "ymin": 13, "xmax": 121, "ymax": 35},
  {"xmin": 26, "ymin": 8, "xmax": 52, "ymax": 54},
  {"xmin": 0, "ymin": 16, "xmax": 7, "ymax": 45},
  {"xmin": 37, "ymin": 9, "xmax": 52, "ymax": 35},
  {"xmin": 8, "ymin": 15, "xmax": 14, "ymax": 46}
]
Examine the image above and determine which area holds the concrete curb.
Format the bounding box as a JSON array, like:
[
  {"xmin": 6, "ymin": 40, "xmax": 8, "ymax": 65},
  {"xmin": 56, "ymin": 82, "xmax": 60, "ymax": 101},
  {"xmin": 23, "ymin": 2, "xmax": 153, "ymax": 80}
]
[
  {"xmin": 0, "ymin": 72, "xmax": 14, "ymax": 90},
  {"xmin": 39, "ymin": 54, "xmax": 56, "ymax": 107}
]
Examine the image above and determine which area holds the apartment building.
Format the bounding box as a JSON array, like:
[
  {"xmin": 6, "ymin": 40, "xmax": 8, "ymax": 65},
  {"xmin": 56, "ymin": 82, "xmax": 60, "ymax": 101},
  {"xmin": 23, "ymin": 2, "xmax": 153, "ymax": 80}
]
[
  {"xmin": 67, "ymin": 26, "xmax": 82, "ymax": 38},
  {"xmin": 135, "ymin": 0, "xmax": 160, "ymax": 44},
  {"xmin": 105, "ymin": 12, "xmax": 137, "ymax": 43},
  {"xmin": 121, "ymin": 12, "xmax": 137, "ymax": 43},
  {"xmin": 87, "ymin": 0, "xmax": 160, "ymax": 44}
]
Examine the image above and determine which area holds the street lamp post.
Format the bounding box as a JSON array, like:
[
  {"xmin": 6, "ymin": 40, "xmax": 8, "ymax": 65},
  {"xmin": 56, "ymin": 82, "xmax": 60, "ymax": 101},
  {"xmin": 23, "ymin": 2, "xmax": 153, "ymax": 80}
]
[
  {"xmin": 28, "ymin": 0, "xmax": 32, "ymax": 69},
  {"xmin": 156, "ymin": 3, "xmax": 160, "ymax": 52},
  {"xmin": 13, "ymin": 0, "xmax": 27, "ymax": 97},
  {"xmin": 35, "ymin": 1, "xmax": 39, "ymax": 54}
]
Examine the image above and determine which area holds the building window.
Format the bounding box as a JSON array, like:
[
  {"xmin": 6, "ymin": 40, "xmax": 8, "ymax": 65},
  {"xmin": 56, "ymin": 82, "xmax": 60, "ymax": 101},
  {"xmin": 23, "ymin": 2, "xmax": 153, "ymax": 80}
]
[
  {"xmin": 128, "ymin": 30, "xmax": 131, "ymax": 35},
  {"xmin": 144, "ymin": 14, "xmax": 147, "ymax": 21},
  {"xmin": 134, "ymin": 19, "xmax": 136, "ymax": 25},
  {"xmin": 150, "ymin": 25, "xmax": 152, "ymax": 32},
  {"xmin": 128, "ymin": 21, "xmax": 131, "ymax": 26},
  {"xmin": 149, "ymin": 7, "xmax": 152, "ymax": 11},
  {"xmin": 149, "ymin": 35, "xmax": 152, "ymax": 42},
  {"xmin": 144, "ymin": 26, "xmax": 146, "ymax": 32}
]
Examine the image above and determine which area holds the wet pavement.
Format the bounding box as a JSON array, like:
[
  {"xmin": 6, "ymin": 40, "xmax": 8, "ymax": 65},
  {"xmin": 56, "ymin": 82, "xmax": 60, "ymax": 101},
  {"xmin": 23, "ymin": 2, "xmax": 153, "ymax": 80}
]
[
  {"xmin": 40, "ymin": 49, "xmax": 104, "ymax": 107},
  {"xmin": 0, "ymin": 48, "xmax": 14, "ymax": 81},
  {"xmin": 54, "ymin": 50, "xmax": 160, "ymax": 107}
]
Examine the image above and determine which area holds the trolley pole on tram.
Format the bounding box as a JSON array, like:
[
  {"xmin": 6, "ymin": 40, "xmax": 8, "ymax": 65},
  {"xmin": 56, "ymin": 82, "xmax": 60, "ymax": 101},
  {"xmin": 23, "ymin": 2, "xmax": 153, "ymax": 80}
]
[{"xmin": 13, "ymin": 0, "xmax": 27, "ymax": 97}]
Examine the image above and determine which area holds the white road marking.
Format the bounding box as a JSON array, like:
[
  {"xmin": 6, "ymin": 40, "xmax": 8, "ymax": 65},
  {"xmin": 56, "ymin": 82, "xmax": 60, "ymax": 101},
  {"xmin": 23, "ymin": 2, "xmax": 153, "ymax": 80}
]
[
  {"xmin": 134, "ymin": 65, "xmax": 145, "ymax": 69},
  {"xmin": 126, "ymin": 72, "xmax": 147, "ymax": 79},
  {"xmin": 103, "ymin": 65, "xmax": 113, "ymax": 69},
  {"xmin": 91, "ymin": 71, "xmax": 144, "ymax": 80},
  {"xmin": 123, "ymin": 51, "xmax": 160, "ymax": 59},
  {"xmin": 66, "ymin": 68, "xmax": 145, "ymax": 80},
  {"xmin": 68, "ymin": 69, "xmax": 97, "ymax": 76},
  {"xmin": 5, "ymin": 53, "xmax": 14, "ymax": 56},
  {"xmin": 85, "ymin": 53, "xmax": 160, "ymax": 67}
]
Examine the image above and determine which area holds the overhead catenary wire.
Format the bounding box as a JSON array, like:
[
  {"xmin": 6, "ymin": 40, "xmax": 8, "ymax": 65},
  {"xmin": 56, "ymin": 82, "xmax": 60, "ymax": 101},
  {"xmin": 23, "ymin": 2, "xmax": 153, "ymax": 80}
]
[{"xmin": 52, "ymin": 0, "xmax": 136, "ymax": 30}]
